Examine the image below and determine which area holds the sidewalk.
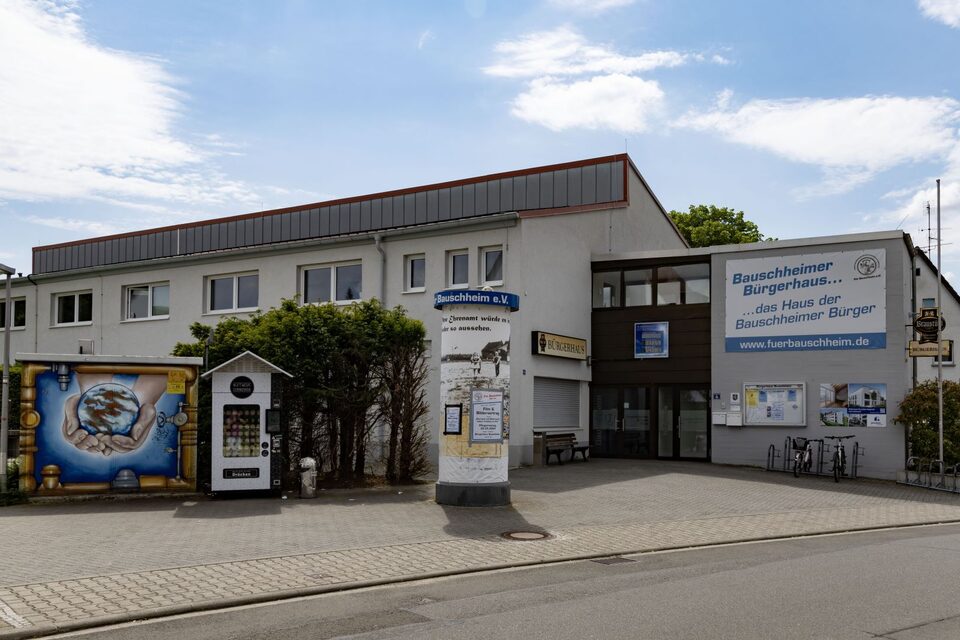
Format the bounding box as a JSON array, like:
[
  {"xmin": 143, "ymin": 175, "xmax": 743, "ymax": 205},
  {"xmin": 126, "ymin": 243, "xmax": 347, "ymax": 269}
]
[{"xmin": 2, "ymin": 460, "xmax": 960, "ymax": 638}]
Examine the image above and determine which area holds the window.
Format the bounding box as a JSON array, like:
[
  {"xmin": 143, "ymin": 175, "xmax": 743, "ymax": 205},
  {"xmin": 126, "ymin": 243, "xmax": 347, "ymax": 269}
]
[
  {"xmin": 923, "ymin": 298, "xmax": 936, "ymax": 308},
  {"xmin": 54, "ymin": 291, "xmax": 93, "ymax": 326},
  {"xmin": 405, "ymin": 254, "xmax": 425, "ymax": 292},
  {"xmin": 481, "ymin": 247, "xmax": 503, "ymax": 285},
  {"xmin": 594, "ymin": 263, "xmax": 710, "ymax": 308},
  {"xmin": 592, "ymin": 272, "xmax": 620, "ymax": 308},
  {"xmin": 624, "ymin": 269, "xmax": 653, "ymax": 306},
  {"xmin": 448, "ymin": 251, "xmax": 468, "ymax": 287},
  {"xmin": 302, "ymin": 262, "xmax": 362, "ymax": 304},
  {"xmin": 124, "ymin": 283, "xmax": 169, "ymax": 320},
  {"xmin": 657, "ymin": 264, "xmax": 710, "ymax": 305},
  {"xmin": 0, "ymin": 298, "xmax": 26, "ymax": 329},
  {"xmin": 208, "ymin": 273, "xmax": 258, "ymax": 312}
]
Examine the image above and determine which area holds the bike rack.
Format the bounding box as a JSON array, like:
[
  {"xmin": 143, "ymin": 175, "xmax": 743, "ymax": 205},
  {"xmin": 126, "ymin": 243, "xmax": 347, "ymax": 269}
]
[
  {"xmin": 765, "ymin": 437, "xmax": 861, "ymax": 480},
  {"xmin": 898, "ymin": 457, "xmax": 960, "ymax": 493}
]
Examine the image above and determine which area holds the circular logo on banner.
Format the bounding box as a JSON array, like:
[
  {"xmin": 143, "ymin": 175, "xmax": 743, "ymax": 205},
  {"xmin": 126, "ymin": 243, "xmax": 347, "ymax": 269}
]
[
  {"xmin": 230, "ymin": 376, "xmax": 254, "ymax": 399},
  {"xmin": 855, "ymin": 254, "xmax": 880, "ymax": 276}
]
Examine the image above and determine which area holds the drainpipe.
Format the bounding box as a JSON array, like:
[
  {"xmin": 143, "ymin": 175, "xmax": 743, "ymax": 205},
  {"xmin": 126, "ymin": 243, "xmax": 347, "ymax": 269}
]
[
  {"xmin": 1, "ymin": 264, "xmax": 12, "ymax": 494},
  {"xmin": 374, "ymin": 234, "xmax": 386, "ymax": 304}
]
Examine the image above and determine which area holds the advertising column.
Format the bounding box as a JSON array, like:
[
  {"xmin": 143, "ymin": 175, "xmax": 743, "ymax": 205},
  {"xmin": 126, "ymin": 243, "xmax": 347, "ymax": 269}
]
[{"xmin": 434, "ymin": 289, "xmax": 519, "ymax": 506}]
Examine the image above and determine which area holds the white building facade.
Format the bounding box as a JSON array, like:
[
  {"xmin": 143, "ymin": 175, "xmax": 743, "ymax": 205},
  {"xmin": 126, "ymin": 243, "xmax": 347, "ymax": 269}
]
[{"xmin": 3, "ymin": 154, "xmax": 687, "ymax": 466}]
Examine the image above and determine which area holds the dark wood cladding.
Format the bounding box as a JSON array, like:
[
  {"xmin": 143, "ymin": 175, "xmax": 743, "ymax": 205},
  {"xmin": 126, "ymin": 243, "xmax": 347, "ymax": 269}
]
[
  {"xmin": 33, "ymin": 156, "xmax": 628, "ymax": 275},
  {"xmin": 591, "ymin": 303, "xmax": 711, "ymax": 385}
]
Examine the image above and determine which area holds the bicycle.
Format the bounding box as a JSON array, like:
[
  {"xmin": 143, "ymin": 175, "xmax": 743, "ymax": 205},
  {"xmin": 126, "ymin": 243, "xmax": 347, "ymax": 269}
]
[
  {"xmin": 792, "ymin": 437, "xmax": 817, "ymax": 477},
  {"xmin": 824, "ymin": 435, "xmax": 855, "ymax": 482}
]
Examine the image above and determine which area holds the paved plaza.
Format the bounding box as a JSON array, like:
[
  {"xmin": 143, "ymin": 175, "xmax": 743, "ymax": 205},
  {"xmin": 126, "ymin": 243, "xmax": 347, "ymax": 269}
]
[{"xmin": 2, "ymin": 460, "xmax": 960, "ymax": 638}]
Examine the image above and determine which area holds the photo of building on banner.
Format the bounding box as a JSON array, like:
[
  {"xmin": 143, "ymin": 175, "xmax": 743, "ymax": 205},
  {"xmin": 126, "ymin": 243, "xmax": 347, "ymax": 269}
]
[
  {"xmin": 725, "ymin": 249, "xmax": 886, "ymax": 352},
  {"xmin": 819, "ymin": 383, "xmax": 887, "ymax": 427}
]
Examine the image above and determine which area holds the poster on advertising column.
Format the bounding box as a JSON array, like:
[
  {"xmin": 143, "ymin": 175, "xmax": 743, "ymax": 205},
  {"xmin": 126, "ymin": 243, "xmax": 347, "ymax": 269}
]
[{"xmin": 725, "ymin": 249, "xmax": 886, "ymax": 352}]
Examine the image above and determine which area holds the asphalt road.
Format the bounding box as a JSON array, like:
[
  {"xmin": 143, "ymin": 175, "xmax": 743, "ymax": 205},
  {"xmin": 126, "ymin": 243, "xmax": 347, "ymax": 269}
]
[{"xmin": 46, "ymin": 524, "xmax": 960, "ymax": 640}]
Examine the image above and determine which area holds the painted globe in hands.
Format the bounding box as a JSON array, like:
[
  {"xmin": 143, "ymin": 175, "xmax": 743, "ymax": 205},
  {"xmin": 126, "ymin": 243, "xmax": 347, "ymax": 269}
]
[{"xmin": 77, "ymin": 383, "xmax": 141, "ymax": 437}]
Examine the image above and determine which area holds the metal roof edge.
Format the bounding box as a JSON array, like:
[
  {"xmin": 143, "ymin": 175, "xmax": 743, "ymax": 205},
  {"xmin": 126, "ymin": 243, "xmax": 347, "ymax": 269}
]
[
  {"xmin": 201, "ymin": 350, "xmax": 293, "ymax": 379},
  {"xmin": 15, "ymin": 353, "xmax": 203, "ymax": 366},
  {"xmin": 26, "ymin": 212, "xmax": 520, "ymax": 282},
  {"xmin": 33, "ymin": 154, "xmax": 629, "ymax": 253}
]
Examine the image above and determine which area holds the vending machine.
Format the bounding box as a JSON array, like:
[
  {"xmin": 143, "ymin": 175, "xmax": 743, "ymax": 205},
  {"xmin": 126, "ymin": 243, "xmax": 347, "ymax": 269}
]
[{"xmin": 203, "ymin": 351, "xmax": 291, "ymax": 492}]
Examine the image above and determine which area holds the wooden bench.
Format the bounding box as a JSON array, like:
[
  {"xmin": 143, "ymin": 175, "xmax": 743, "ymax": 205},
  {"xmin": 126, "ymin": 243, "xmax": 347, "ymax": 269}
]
[{"xmin": 545, "ymin": 433, "xmax": 589, "ymax": 465}]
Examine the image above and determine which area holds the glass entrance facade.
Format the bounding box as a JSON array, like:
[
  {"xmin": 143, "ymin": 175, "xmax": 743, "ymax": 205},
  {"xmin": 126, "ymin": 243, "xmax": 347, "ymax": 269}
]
[{"xmin": 591, "ymin": 385, "xmax": 709, "ymax": 460}]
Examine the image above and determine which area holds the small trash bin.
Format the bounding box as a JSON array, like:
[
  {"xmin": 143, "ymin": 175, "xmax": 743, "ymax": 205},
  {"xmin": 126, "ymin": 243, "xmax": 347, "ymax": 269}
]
[
  {"xmin": 299, "ymin": 457, "xmax": 317, "ymax": 498},
  {"xmin": 532, "ymin": 433, "xmax": 544, "ymax": 467}
]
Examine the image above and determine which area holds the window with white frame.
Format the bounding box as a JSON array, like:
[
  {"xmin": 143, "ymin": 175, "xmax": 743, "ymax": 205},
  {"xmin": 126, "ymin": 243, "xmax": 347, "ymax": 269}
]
[
  {"xmin": 302, "ymin": 262, "xmax": 362, "ymax": 304},
  {"xmin": 0, "ymin": 298, "xmax": 26, "ymax": 329},
  {"xmin": 922, "ymin": 298, "xmax": 936, "ymax": 308},
  {"xmin": 207, "ymin": 273, "xmax": 259, "ymax": 312},
  {"xmin": 54, "ymin": 291, "xmax": 93, "ymax": 326},
  {"xmin": 447, "ymin": 250, "xmax": 468, "ymax": 288},
  {"xmin": 124, "ymin": 283, "xmax": 170, "ymax": 320},
  {"xmin": 481, "ymin": 246, "xmax": 503, "ymax": 285},
  {"xmin": 404, "ymin": 254, "xmax": 425, "ymax": 292}
]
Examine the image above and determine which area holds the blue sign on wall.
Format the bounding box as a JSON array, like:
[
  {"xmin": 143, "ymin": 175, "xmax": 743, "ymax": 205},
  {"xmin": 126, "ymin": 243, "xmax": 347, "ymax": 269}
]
[
  {"xmin": 635, "ymin": 322, "xmax": 669, "ymax": 359},
  {"xmin": 434, "ymin": 289, "xmax": 520, "ymax": 311}
]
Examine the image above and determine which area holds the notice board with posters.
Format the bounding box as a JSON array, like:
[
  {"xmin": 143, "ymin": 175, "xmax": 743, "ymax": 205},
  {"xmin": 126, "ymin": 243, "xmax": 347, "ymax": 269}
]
[{"xmin": 743, "ymin": 382, "xmax": 806, "ymax": 426}]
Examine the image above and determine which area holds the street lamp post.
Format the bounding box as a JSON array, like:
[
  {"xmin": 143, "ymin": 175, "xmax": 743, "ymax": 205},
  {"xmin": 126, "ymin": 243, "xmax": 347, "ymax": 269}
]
[{"xmin": 0, "ymin": 262, "xmax": 14, "ymax": 495}]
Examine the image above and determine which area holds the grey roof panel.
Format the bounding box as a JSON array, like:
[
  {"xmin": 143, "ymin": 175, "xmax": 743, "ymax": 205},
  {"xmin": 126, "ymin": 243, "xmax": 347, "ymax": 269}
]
[
  {"xmin": 568, "ymin": 167, "xmax": 582, "ymax": 206},
  {"xmin": 597, "ymin": 162, "xmax": 611, "ymax": 203},
  {"xmin": 463, "ymin": 184, "xmax": 475, "ymax": 217},
  {"xmin": 582, "ymin": 164, "xmax": 597, "ymax": 204},
  {"xmin": 31, "ymin": 155, "xmax": 630, "ymax": 274}
]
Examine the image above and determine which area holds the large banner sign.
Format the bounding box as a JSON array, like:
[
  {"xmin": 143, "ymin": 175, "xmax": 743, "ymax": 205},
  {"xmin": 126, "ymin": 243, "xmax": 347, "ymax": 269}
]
[{"xmin": 725, "ymin": 249, "xmax": 886, "ymax": 352}]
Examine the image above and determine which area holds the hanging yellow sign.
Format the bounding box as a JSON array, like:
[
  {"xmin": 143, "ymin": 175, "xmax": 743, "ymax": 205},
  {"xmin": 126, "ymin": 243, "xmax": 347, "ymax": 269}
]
[{"xmin": 167, "ymin": 370, "xmax": 186, "ymax": 394}]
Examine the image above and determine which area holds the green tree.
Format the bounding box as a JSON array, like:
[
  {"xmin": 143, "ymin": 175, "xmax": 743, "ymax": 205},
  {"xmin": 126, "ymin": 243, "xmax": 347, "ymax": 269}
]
[
  {"xmin": 896, "ymin": 380, "xmax": 960, "ymax": 466},
  {"xmin": 376, "ymin": 308, "xmax": 430, "ymax": 484},
  {"xmin": 172, "ymin": 298, "xmax": 430, "ymax": 486},
  {"xmin": 668, "ymin": 205, "xmax": 773, "ymax": 248}
]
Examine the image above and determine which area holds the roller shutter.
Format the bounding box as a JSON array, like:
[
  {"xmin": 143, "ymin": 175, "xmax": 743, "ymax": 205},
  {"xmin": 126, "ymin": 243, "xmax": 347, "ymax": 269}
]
[{"xmin": 533, "ymin": 377, "xmax": 581, "ymax": 429}]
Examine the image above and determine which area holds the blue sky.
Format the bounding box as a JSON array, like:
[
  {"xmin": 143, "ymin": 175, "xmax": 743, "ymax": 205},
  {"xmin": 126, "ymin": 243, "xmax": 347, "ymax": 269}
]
[{"xmin": 1, "ymin": 0, "xmax": 959, "ymax": 275}]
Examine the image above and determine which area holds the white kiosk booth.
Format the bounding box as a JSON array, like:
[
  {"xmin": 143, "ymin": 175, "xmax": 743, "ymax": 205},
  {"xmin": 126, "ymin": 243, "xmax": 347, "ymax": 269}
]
[{"xmin": 203, "ymin": 351, "xmax": 292, "ymax": 492}]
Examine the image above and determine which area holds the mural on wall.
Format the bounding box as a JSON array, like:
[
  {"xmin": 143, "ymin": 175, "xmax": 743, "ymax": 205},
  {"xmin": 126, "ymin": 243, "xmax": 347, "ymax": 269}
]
[
  {"xmin": 819, "ymin": 383, "xmax": 887, "ymax": 427},
  {"xmin": 18, "ymin": 360, "xmax": 198, "ymax": 494}
]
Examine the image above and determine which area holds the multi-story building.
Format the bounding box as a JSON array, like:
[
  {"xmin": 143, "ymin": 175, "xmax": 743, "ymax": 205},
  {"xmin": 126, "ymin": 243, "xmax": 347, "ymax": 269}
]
[
  {"xmin": 2, "ymin": 154, "xmax": 687, "ymax": 466},
  {"xmin": 3, "ymin": 153, "xmax": 954, "ymax": 480}
]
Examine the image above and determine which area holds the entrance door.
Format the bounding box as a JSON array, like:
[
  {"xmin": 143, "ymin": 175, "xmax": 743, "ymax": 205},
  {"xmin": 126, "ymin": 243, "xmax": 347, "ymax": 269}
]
[
  {"xmin": 591, "ymin": 385, "xmax": 708, "ymax": 459},
  {"xmin": 657, "ymin": 386, "xmax": 710, "ymax": 460},
  {"xmin": 590, "ymin": 386, "xmax": 652, "ymax": 457}
]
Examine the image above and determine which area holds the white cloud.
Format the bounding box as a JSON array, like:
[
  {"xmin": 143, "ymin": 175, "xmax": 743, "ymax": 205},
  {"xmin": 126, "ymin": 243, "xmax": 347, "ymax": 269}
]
[
  {"xmin": 417, "ymin": 29, "xmax": 434, "ymax": 50},
  {"xmin": 918, "ymin": 0, "xmax": 960, "ymax": 27},
  {"xmin": 0, "ymin": 1, "xmax": 261, "ymax": 210},
  {"xmin": 511, "ymin": 73, "xmax": 664, "ymax": 132},
  {"xmin": 484, "ymin": 26, "xmax": 692, "ymax": 78},
  {"xmin": 546, "ymin": 0, "xmax": 636, "ymax": 13},
  {"xmin": 22, "ymin": 215, "xmax": 117, "ymax": 236},
  {"xmin": 676, "ymin": 95, "xmax": 960, "ymax": 195},
  {"xmin": 485, "ymin": 26, "xmax": 722, "ymax": 132}
]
